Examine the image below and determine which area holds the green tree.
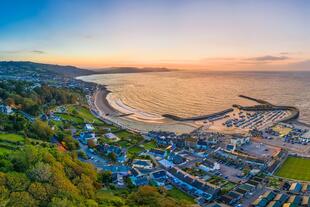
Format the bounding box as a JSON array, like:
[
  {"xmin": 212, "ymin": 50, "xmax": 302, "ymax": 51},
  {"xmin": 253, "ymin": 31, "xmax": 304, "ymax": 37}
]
[
  {"xmin": 76, "ymin": 174, "xmax": 96, "ymax": 199},
  {"xmin": 6, "ymin": 172, "xmax": 30, "ymax": 191},
  {"xmin": 7, "ymin": 191, "xmax": 38, "ymax": 207},
  {"xmin": 30, "ymin": 120, "xmax": 53, "ymax": 140},
  {"xmin": 107, "ymin": 152, "xmax": 117, "ymax": 162},
  {"xmin": 27, "ymin": 162, "xmax": 52, "ymax": 182},
  {"xmin": 98, "ymin": 171, "xmax": 112, "ymax": 185}
]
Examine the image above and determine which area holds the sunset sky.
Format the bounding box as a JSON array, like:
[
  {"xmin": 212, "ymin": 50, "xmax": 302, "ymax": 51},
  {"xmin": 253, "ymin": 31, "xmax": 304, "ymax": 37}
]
[{"xmin": 0, "ymin": 0, "xmax": 309, "ymax": 70}]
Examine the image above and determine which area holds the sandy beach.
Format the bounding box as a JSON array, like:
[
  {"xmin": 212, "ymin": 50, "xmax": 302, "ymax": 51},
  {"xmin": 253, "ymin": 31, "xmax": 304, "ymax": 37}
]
[
  {"xmin": 91, "ymin": 86, "xmax": 198, "ymax": 134},
  {"xmin": 93, "ymin": 86, "xmax": 120, "ymax": 117}
]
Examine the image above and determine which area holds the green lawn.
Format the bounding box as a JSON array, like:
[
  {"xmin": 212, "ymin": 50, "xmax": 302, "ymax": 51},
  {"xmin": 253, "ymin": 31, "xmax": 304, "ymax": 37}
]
[
  {"xmin": 276, "ymin": 157, "xmax": 310, "ymax": 181},
  {"xmin": 0, "ymin": 134, "xmax": 25, "ymax": 155},
  {"xmin": 0, "ymin": 148, "xmax": 12, "ymax": 156},
  {"xmin": 0, "ymin": 133, "xmax": 24, "ymax": 142},
  {"xmin": 167, "ymin": 187, "xmax": 195, "ymax": 204},
  {"xmin": 142, "ymin": 140, "xmax": 157, "ymax": 150},
  {"xmin": 57, "ymin": 113, "xmax": 84, "ymax": 124},
  {"xmin": 67, "ymin": 105, "xmax": 103, "ymax": 124},
  {"xmin": 128, "ymin": 146, "xmax": 144, "ymax": 154}
]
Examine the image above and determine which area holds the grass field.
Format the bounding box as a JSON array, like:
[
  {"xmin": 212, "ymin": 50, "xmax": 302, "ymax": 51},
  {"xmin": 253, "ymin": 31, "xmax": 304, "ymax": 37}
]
[
  {"xmin": 0, "ymin": 134, "xmax": 24, "ymax": 142},
  {"xmin": 167, "ymin": 187, "xmax": 195, "ymax": 204},
  {"xmin": 0, "ymin": 134, "xmax": 25, "ymax": 155},
  {"xmin": 142, "ymin": 140, "xmax": 157, "ymax": 150},
  {"xmin": 276, "ymin": 157, "xmax": 310, "ymax": 181}
]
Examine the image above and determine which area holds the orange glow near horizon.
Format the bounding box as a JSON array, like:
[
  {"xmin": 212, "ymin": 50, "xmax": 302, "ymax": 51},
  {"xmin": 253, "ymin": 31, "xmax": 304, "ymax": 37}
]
[{"xmin": 1, "ymin": 1, "xmax": 309, "ymax": 71}]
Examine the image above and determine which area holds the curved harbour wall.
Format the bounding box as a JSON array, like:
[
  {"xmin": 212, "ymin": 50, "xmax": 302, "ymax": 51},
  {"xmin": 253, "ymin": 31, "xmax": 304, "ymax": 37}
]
[{"xmin": 235, "ymin": 95, "xmax": 299, "ymax": 122}]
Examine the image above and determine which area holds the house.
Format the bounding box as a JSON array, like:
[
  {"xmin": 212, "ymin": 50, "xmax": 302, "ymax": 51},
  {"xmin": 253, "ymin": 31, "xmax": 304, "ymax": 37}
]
[
  {"xmin": 0, "ymin": 104, "xmax": 13, "ymax": 115},
  {"xmin": 301, "ymin": 196, "xmax": 310, "ymax": 206},
  {"xmin": 266, "ymin": 201, "xmax": 282, "ymax": 207},
  {"xmin": 167, "ymin": 167, "xmax": 220, "ymax": 201},
  {"xmin": 261, "ymin": 190, "xmax": 276, "ymax": 202},
  {"xmin": 273, "ymin": 193, "xmax": 289, "ymax": 205},
  {"xmin": 105, "ymin": 132, "xmax": 119, "ymax": 141},
  {"xmin": 289, "ymin": 182, "xmax": 302, "ymax": 194},
  {"xmin": 168, "ymin": 152, "xmax": 186, "ymax": 164},
  {"xmin": 287, "ymin": 195, "xmax": 301, "ymax": 205},
  {"xmin": 196, "ymin": 139, "xmax": 209, "ymax": 150},
  {"xmin": 84, "ymin": 124, "xmax": 95, "ymax": 131},
  {"xmin": 251, "ymin": 197, "xmax": 269, "ymax": 207},
  {"xmin": 40, "ymin": 114, "xmax": 49, "ymax": 121},
  {"xmin": 220, "ymin": 191, "xmax": 242, "ymax": 205},
  {"xmin": 220, "ymin": 195, "xmax": 235, "ymax": 206},
  {"xmin": 112, "ymin": 173, "xmax": 125, "ymax": 188},
  {"xmin": 132, "ymin": 159, "xmax": 153, "ymax": 170},
  {"xmin": 230, "ymin": 136, "xmax": 250, "ymax": 147},
  {"xmin": 184, "ymin": 137, "xmax": 196, "ymax": 148},
  {"xmin": 131, "ymin": 175, "xmax": 149, "ymax": 186},
  {"xmin": 79, "ymin": 132, "xmax": 96, "ymax": 144},
  {"xmin": 98, "ymin": 144, "xmax": 126, "ymax": 163},
  {"xmin": 239, "ymin": 183, "xmax": 255, "ymax": 193},
  {"xmin": 302, "ymin": 183, "xmax": 309, "ymax": 193},
  {"xmin": 282, "ymin": 203, "xmax": 297, "ymax": 207},
  {"xmin": 150, "ymin": 170, "xmax": 167, "ymax": 186},
  {"xmin": 148, "ymin": 148, "xmax": 166, "ymax": 158},
  {"xmin": 226, "ymin": 144, "xmax": 236, "ymax": 152},
  {"xmin": 155, "ymin": 136, "xmax": 172, "ymax": 147}
]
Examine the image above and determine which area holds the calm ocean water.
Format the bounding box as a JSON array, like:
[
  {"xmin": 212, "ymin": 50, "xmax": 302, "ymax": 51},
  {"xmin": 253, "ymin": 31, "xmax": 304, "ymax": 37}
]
[{"xmin": 80, "ymin": 71, "xmax": 310, "ymax": 123}]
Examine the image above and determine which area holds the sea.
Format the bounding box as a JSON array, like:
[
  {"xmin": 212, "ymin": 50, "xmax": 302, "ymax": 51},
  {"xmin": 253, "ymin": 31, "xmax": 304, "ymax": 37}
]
[{"xmin": 79, "ymin": 71, "xmax": 310, "ymax": 124}]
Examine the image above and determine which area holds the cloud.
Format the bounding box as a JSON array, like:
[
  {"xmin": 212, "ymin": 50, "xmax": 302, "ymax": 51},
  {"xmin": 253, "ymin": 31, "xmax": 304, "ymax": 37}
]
[
  {"xmin": 32, "ymin": 50, "xmax": 45, "ymax": 54},
  {"xmin": 0, "ymin": 50, "xmax": 46, "ymax": 55},
  {"xmin": 246, "ymin": 55, "xmax": 289, "ymax": 62},
  {"xmin": 282, "ymin": 60, "xmax": 310, "ymax": 70},
  {"xmin": 280, "ymin": 52, "xmax": 289, "ymax": 55}
]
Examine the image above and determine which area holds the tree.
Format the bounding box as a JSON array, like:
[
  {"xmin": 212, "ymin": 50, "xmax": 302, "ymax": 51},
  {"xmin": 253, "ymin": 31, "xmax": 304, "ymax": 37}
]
[
  {"xmin": 63, "ymin": 136, "xmax": 79, "ymax": 150},
  {"xmin": 76, "ymin": 174, "xmax": 96, "ymax": 199},
  {"xmin": 128, "ymin": 186, "xmax": 185, "ymax": 207},
  {"xmin": 107, "ymin": 152, "xmax": 117, "ymax": 162},
  {"xmin": 28, "ymin": 182, "xmax": 50, "ymax": 201},
  {"xmin": 27, "ymin": 162, "xmax": 52, "ymax": 182},
  {"xmin": 0, "ymin": 185, "xmax": 9, "ymax": 203},
  {"xmin": 98, "ymin": 171, "xmax": 112, "ymax": 185},
  {"xmin": 31, "ymin": 120, "xmax": 53, "ymax": 140},
  {"xmin": 6, "ymin": 172, "xmax": 30, "ymax": 191},
  {"xmin": 7, "ymin": 191, "xmax": 38, "ymax": 207},
  {"xmin": 48, "ymin": 197, "xmax": 76, "ymax": 207},
  {"xmin": 87, "ymin": 139, "xmax": 97, "ymax": 148}
]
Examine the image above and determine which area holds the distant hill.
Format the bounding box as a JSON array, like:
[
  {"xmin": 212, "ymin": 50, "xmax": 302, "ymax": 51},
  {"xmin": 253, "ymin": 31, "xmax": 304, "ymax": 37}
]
[
  {"xmin": 94, "ymin": 66, "xmax": 173, "ymax": 74},
  {"xmin": 0, "ymin": 61, "xmax": 96, "ymax": 77},
  {"xmin": 0, "ymin": 61, "xmax": 173, "ymax": 78}
]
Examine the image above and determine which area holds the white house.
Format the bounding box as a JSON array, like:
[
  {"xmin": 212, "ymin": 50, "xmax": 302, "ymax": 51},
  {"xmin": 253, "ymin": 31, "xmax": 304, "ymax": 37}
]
[
  {"xmin": 132, "ymin": 159, "xmax": 153, "ymax": 170},
  {"xmin": 230, "ymin": 136, "xmax": 250, "ymax": 147},
  {"xmin": 84, "ymin": 124, "xmax": 95, "ymax": 131},
  {"xmin": 105, "ymin": 132, "xmax": 119, "ymax": 141},
  {"xmin": 0, "ymin": 105, "xmax": 13, "ymax": 115}
]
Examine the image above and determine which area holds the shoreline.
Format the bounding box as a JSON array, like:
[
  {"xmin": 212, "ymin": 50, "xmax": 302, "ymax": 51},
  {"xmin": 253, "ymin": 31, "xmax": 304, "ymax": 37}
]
[
  {"xmin": 89, "ymin": 85, "xmax": 198, "ymax": 134},
  {"xmin": 84, "ymin": 77, "xmax": 309, "ymax": 135},
  {"xmin": 93, "ymin": 85, "xmax": 120, "ymax": 117}
]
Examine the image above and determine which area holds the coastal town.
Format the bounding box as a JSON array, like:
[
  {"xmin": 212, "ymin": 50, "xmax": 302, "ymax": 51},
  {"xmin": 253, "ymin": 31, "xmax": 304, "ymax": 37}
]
[{"xmin": 1, "ymin": 63, "xmax": 310, "ymax": 207}]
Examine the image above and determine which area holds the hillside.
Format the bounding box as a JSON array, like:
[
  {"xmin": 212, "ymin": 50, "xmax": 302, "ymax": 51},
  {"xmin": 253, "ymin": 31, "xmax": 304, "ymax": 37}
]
[
  {"xmin": 94, "ymin": 67, "xmax": 173, "ymax": 74},
  {"xmin": 0, "ymin": 61, "xmax": 173, "ymax": 78},
  {"xmin": 0, "ymin": 61, "xmax": 96, "ymax": 78}
]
